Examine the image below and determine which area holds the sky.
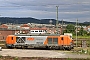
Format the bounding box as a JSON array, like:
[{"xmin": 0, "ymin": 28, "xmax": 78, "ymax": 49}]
[{"xmin": 0, "ymin": 0, "xmax": 90, "ymax": 23}]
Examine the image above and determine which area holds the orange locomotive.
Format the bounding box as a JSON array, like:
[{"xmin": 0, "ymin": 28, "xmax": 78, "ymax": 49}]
[{"xmin": 6, "ymin": 34, "xmax": 74, "ymax": 50}]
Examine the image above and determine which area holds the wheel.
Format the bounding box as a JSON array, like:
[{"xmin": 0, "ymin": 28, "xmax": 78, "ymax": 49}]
[
  {"xmin": 55, "ymin": 46, "xmax": 60, "ymax": 50},
  {"xmin": 24, "ymin": 46, "xmax": 28, "ymax": 49},
  {"xmin": 67, "ymin": 47, "xmax": 71, "ymax": 51},
  {"xmin": 6, "ymin": 44, "xmax": 14, "ymax": 49}
]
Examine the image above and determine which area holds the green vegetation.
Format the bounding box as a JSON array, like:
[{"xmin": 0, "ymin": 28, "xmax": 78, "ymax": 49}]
[
  {"xmin": 72, "ymin": 47, "xmax": 90, "ymax": 55},
  {"xmin": 0, "ymin": 55, "xmax": 2, "ymax": 58},
  {"xmin": 0, "ymin": 41, "xmax": 6, "ymax": 49},
  {"xmin": 0, "ymin": 41, "xmax": 5, "ymax": 44},
  {"xmin": 64, "ymin": 24, "xmax": 90, "ymax": 37},
  {"xmin": 65, "ymin": 24, "xmax": 90, "ymax": 47},
  {"xmin": 0, "ymin": 57, "xmax": 90, "ymax": 60},
  {"xmin": 63, "ymin": 24, "xmax": 75, "ymax": 34},
  {"xmin": 67, "ymin": 58, "xmax": 72, "ymax": 60},
  {"xmin": 78, "ymin": 26, "xmax": 87, "ymax": 36},
  {"xmin": 14, "ymin": 57, "xmax": 18, "ymax": 60}
]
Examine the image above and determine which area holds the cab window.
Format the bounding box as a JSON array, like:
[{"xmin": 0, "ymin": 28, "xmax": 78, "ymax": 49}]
[
  {"xmin": 61, "ymin": 37, "xmax": 64, "ymax": 40},
  {"xmin": 11, "ymin": 37, "xmax": 13, "ymax": 40}
]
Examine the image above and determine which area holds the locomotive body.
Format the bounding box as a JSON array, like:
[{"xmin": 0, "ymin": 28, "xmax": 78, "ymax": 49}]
[{"xmin": 6, "ymin": 34, "xmax": 74, "ymax": 50}]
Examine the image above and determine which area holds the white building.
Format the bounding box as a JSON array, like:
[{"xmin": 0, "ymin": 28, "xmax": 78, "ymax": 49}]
[{"xmin": 30, "ymin": 28, "xmax": 47, "ymax": 34}]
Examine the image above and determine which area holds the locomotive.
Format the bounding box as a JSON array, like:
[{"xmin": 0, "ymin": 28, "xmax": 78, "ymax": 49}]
[{"xmin": 6, "ymin": 34, "xmax": 74, "ymax": 50}]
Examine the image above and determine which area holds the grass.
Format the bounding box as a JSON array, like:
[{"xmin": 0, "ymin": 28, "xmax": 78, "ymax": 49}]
[
  {"xmin": 0, "ymin": 41, "xmax": 5, "ymax": 44},
  {"xmin": 72, "ymin": 35, "xmax": 90, "ymax": 47},
  {"xmin": 14, "ymin": 57, "xmax": 19, "ymax": 60},
  {"xmin": 72, "ymin": 47, "xmax": 90, "ymax": 55},
  {"xmin": 86, "ymin": 47, "xmax": 90, "ymax": 55},
  {"xmin": 0, "ymin": 57, "xmax": 90, "ymax": 60},
  {"xmin": 0, "ymin": 55, "xmax": 2, "ymax": 58},
  {"xmin": 0, "ymin": 41, "xmax": 6, "ymax": 49},
  {"xmin": 67, "ymin": 58, "xmax": 72, "ymax": 60}
]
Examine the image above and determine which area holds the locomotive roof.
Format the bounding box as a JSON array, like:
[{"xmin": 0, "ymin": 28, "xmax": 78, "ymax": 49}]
[{"xmin": 14, "ymin": 33, "xmax": 60, "ymax": 36}]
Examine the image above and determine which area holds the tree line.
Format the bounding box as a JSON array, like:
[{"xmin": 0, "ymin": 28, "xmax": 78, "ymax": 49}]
[{"xmin": 63, "ymin": 24, "xmax": 90, "ymax": 36}]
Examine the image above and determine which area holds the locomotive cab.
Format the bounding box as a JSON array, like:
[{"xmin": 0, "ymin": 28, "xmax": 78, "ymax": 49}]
[
  {"xmin": 45, "ymin": 35, "xmax": 74, "ymax": 50},
  {"xmin": 6, "ymin": 35, "xmax": 16, "ymax": 48}
]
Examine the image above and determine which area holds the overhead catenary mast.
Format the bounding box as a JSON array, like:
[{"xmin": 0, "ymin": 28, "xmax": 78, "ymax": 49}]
[
  {"xmin": 56, "ymin": 6, "xmax": 59, "ymax": 34},
  {"xmin": 76, "ymin": 19, "xmax": 78, "ymax": 47},
  {"xmin": 62, "ymin": 19, "xmax": 63, "ymax": 35}
]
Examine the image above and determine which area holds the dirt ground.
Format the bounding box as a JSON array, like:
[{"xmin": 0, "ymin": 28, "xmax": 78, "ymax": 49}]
[{"xmin": 0, "ymin": 49, "xmax": 90, "ymax": 59}]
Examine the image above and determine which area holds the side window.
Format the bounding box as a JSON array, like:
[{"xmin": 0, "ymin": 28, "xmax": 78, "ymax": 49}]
[
  {"xmin": 31, "ymin": 31, "xmax": 34, "ymax": 32},
  {"xmin": 53, "ymin": 38, "xmax": 58, "ymax": 44},
  {"xmin": 48, "ymin": 38, "xmax": 52, "ymax": 44},
  {"xmin": 39, "ymin": 30, "xmax": 42, "ymax": 32},
  {"xmin": 35, "ymin": 31, "xmax": 38, "ymax": 32},
  {"xmin": 61, "ymin": 37, "xmax": 63, "ymax": 40}
]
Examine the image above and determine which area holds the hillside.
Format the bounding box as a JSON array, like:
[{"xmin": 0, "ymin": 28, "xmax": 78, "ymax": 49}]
[
  {"xmin": 0, "ymin": 17, "xmax": 88, "ymax": 25},
  {"xmin": 0, "ymin": 17, "xmax": 40, "ymax": 24}
]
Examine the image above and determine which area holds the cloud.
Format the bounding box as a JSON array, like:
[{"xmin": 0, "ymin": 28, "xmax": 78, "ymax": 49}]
[{"xmin": 0, "ymin": 0, "xmax": 90, "ymax": 22}]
